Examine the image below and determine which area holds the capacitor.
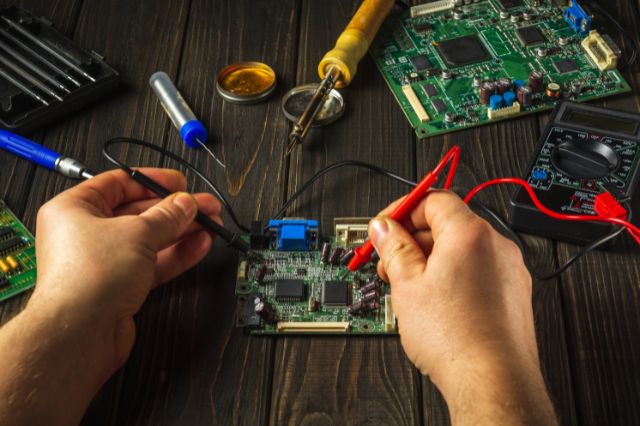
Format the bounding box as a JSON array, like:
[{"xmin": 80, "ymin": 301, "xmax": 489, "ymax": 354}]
[
  {"xmin": 536, "ymin": 47, "xmax": 548, "ymax": 57},
  {"xmin": 407, "ymin": 72, "xmax": 420, "ymax": 83},
  {"xmin": 0, "ymin": 259, "xmax": 9, "ymax": 274},
  {"xmin": 503, "ymin": 91, "xmax": 516, "ymax": 107},
  {"xmin": 559, "ymin": 36, "xmax": 569, "ymax": 46},
  {"xmin": 500, "ymin": 11, "xmax": 509, "ymax": 19},
  {"xmin": 453, "ymin": 8, "xmax": 465, "ymax": 19},
  {"xmin": 441, "ymin": 69, "xmax": 452, "ymax": 80},
  {"xmin": 528, "ymin": 71, "xmax": 544, "ymax": 92},
  {"xmin": 353, "ymin": 276, "xmax": 362, "ymax": 289},
  {"xmin": 489, "ymin": 94, "xmax": 504, "ymax": 110},
  {"xmin": 340, "ymin": 249, "xmax": 355, "ymax": 266},
  {"xmin": 349, "ymin": 301, "xmax": 367, "ymax": 315},
  {"xmin": 5, "ymin": 256, "xmax": 18, "ymax": 270},
  {"xmin": 510, "ymin": 13, "xmax": 520, "ymax": 23},
  {"xmin": 517, "ymin": 85, "xmax": 533, "ymax": 107},
  {"xmin": 523, "ymin": 11, "xmax": 533, "ymax": 20},
  {"xmin": 329, "ymin": 247, "xmax": 344, "ymax": 265},
  {"xmin": 362, "ymin": 290, "xmax": 380, "ymax": 303},
  {"xmin": 365, "ymin": 301, "xmax": 380, "ymax": 311},
  {"xmin": 496, "ymin": 78, "xmax": 512, "ymax": 94},
  {"xmin": 360, "ymin": 279, "xmax": 381, "ymax": 294},
  {"xmin": 255, "ymin": 299, "xmax": 277, "ymax": 323},
  {"xmin": 479, "ymin": 81, "xmax": 496, "ymax": 104},
  {"xmin": 545, "ymin": 82, "xmax": 562, "ymax": 99},
  {"xmin": 472, "ymin": 75, "xmax": 483, "ymax": 88},
  {"xmin": 256, "ymin": 264, "xmax": 268, "ymax": 284},
  {"xmin": 444, "ymin": 112, "xmax": 455, "ymax": 123},
  {"xmin": 570, "ymin": 81, "xmax": 583, "ymax": 95},
  {"xmin": 513, "ymin": 79, "xmax": 526, "ymax": 90},
  {"xmin": 321, "ymin": 242, "xmax": 331, "ymax": 263}
]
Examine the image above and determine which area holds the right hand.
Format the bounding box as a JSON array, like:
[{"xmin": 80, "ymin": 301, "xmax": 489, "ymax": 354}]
[{"xmin": 368, "ymin": 190, "xmax": 556, "ymax": 424}]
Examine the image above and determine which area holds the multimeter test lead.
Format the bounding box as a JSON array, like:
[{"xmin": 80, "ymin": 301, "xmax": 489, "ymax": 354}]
[
  {"xmin": 0, "ymin": 130, "xmax": 262, "ymax": 260},
  {"xmin": 149, "ymin": 71, "xmax": 225, "ymax": 169}
]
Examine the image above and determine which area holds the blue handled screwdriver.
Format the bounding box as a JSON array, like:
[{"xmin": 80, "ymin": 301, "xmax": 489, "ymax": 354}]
[{"xmin": 0, "ymin": 130, "xmax": 94, "ymax": 179}]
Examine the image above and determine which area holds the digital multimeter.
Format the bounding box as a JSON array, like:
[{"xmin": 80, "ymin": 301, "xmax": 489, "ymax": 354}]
[{"xmin": 509, "ymin": 101, "xmax": 640, "ymax": 244}]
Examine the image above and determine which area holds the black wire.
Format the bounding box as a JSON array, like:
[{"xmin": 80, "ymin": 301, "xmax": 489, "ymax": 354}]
[
  {"xmin": 102, "ymin": 137, "xmax": 250, "ymax": 233},
  {"xmin": 469, "ymin": 200, "xmax": 630, "ymax": 281}
]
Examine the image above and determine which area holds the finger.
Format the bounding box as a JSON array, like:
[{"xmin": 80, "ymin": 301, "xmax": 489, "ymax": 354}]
[
  {"xmin": 61, "ymin": 168, "xmax": 188, "ymax": 216},
  {"xmin": 153, "ymin": 230, "xmax": 213, "ymax": 286},
  {"xmin": 136, "ymin": 192, "xmax": 198, "ymax": 251},
  {"xmin": 113, "ymin": 193, "xmax": 222, "ymax": 217},
  {"xmin": 413, "ymin": 229, "xmax": 434, "ymax": 254},
  {"xmin": 369, "ymin": 216, "xmax": 427, "ymax": 284}
]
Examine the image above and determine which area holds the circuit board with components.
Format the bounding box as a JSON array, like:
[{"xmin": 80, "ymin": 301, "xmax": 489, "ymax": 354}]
[
  {"xmin": 0, "ymin": 200, "xmax": 36, "ymax": 302},
  {"xmin": 235, "ymin": 218, "xmax": 396, "ymax": 335},
  {"xmin": 370, "ymin": 0, "xmax": 631, "ymax": 138}
]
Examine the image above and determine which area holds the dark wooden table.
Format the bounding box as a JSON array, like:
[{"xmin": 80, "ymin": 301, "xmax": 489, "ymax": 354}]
[{"xmin": 1, "ymin": 0, "xmax": 639, "ymax": 424}]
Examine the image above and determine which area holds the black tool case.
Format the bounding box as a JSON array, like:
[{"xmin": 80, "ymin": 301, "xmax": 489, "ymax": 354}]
[{"xmin": 0, "ymin": 6, "xmax": 119, "ymax": 134}]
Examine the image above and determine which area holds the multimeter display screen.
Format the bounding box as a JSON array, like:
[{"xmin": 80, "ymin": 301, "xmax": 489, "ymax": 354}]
[{"xmin": 562, "ymin": 108, "xmax": 639, "ymax": 135}]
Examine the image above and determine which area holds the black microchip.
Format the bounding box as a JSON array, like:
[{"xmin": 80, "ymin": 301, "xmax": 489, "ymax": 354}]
[
  {"xmin": 498, "ymin": 0, "xmax": 523, "ymax": 9},
  {"xmin": 423, "ymin": 83, "xmax": 438, "ymax": 97},
  {"xmin": 0, "ymin": 236, "xmax": 23, "ymax": 255},
  {"xmin": 414, "ymin": 22, "xmax": 431, "ymax": 33},
  {"xmin": 322, "ymin": 280, "xmax": 350, "ymax": 306},
  {"xmin": 0, "ymin": 227, "xmax": 14, "ymax": 241},
  {"xmin": 275, "ymin": 279, "xmax": 306, "ymax": 301},
  {"xmin": 410, "ymin": 54, "xmax": 432, "ymax": 71},
  {"xmin": 554, "ymin": 59, "xmax": 579, "ymax": 74},
  {"xmin": 431, "ymin": 99, "xmax": 447, "ymax": 113},
  {"xmin": 435, "ymin": 35, "xmax": 491, "ymax": 67},
  {"xmin": 515, "ymin": 26, "xmax": 545, "ymax": 47},
  {"xmin": 0, "ymin": 278, "xmax": 9, "ymax": 287}
]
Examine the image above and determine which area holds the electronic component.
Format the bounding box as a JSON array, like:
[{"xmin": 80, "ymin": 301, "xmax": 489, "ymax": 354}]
[
  {"xmin": 503, "ymin": 91, "xmax": 516, "ymax": 107},
  {"xmin": 256, "ymin": 264, "xmax": 268, "ymax": 284},
  {"xmin": 581, "ymin": 30, "xmax": 619, "ymax": 71},
  {"xmin": 413, "ymin": 22, "xmax": 431, "ymax": 33},
  {"xmin": 497, "ymin": 0, "xmax": 523, "ymax": 9},
  {"xmin": 321, "ymin": 242, "xmax": 331, "ymax": 263},
  {"xmin": 402, "ymin": 84, "xmax": 430, "ymax": 123},
  {"xmin": 489, "ymin": 95, "xmax": 504, "ymax": 110},
  {"xmin": 423, "ymin": 84, "xmax": 438, "ymax": 98},
  {"xmin": 0, "ymin": 200, "xmax": 36, "ymax": 301},
  {"xmin": 554, "ymin": 59, "xmax": 579, "ymax": 74},
  {"xmin": 431, "ymin": 98, "xmax": 447, "ymax": 114},
  {"xmin": 339, "ymin": 249, "xmax": 355, "ymax": 266},
  {"xmin": 276, "ymin": 322, "xmax": 350, "ymax": 333},
  {"xmin": 250, "ymin": 220, "xmax": 268, "ymax": 249},
  {"xmin": 488, "ymin": 102, "xmax": 521, "ymax": 119},
  {"xmin": 361, "ymin": 279, "xmax": 381, "ymax": 294},
  {"xmin": 546, "ymin": 83, "xmax": 562, "ymax": 99},
  {"xmin": 384, "ymin": 295, "xmax": 396, "ymax": 332},
  {"xmin": 275, "ymin": 279, "xmax": 306, "ymax": 302},
  {"xmin": 496, "ymin": 78, "xmax": 513, "ymax": 94},
  {"xmin": 410, "ymin": 54, "xmax": 432, "ymax": 71},
  {"xmin": 516, "ymin": 26, "xmax": 545, "ymax": 47},
  {"xmin": 237, "ymin": 260, "xmax": 248, "ymax": 281},
  {"xmin": 517, "ymin": 86, "xmax": 533, "ymax": 107},
  {"xmin": 509, "ymin": 101, "xmax": 640, "ymax": 243},
  {"xmin": 528, "ymin": 71, "xmax": 544, "ymax": 92},
  {"xmin": 329, "ymin": 247, "xmax": 344, "ymax": 266},
  {"xmin": 435, "ymin": 35, "xmax": 491, "ymax": 67},
  {"xmin": 564, "ymin": 0, "xmax": 591, "ymax": 36},
  {"xmin": 479, "ymin": 81, "xmax": 496, "ymax": 105},
  {"xmin": 322, "ymin": 280, "xmax": 351, "ymax": 306},
  {"xmin": 240, "ymin": 294, "xmax": 263, "ymax": 328},
  {"xmin": 410, "ymin": 0, "xmax": 454, "ymax": 17},
  {"xmin": 268, "ymin": 219, "xmax": 319, "ymax": 251},
  {"xmin": 255, "ymin": 298, "xmax": 277, "ymax": 323}
]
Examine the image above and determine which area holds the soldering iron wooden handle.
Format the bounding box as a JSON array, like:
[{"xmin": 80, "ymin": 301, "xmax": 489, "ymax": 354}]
[{"xmin": 318, "ymin": 0, "xmax": 395, "ymax": 88}]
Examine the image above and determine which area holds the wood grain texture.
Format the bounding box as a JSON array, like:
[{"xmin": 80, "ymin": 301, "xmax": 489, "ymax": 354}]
[
  {"xmin": 558, "ymin": 1, "xmax": 640, "ymax": 424},
  {"xmin": 416, "ymin": 115, "xmax": 577, "ymax": 425},
  {"xmin": 273, "ymin": 1, "xmax": 421, "ymax": 425}
]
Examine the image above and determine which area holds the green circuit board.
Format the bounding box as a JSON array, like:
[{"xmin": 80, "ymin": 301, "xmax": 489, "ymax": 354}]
[
  {"xmin": 0, "ymin": 200, "xmax": 36, "ymax": 302},
  {"xmin": 235, "ymin": 222, "xmax": 395, "ymax": 335},
  {"xmin": 370, "ymin": 0, "xmax": 631, "ymax": 138}
]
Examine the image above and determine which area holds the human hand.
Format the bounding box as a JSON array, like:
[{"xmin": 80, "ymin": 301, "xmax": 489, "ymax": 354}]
[
  {"xmin": 369, "ymin": 190, "xmax": 556, "ymax": 424},
  {"xmin": 30, "ymin": 168, "xmax": 221, "ymax": 369}
]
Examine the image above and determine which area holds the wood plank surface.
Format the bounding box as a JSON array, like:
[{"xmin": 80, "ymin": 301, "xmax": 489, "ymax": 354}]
[
  {"xmin": 272, "ymin": 1, "xmax": 422, "ymax": 424},
  {"xmin": 557, "ymin": 1, "xmax": 640, "ymax": 424}
]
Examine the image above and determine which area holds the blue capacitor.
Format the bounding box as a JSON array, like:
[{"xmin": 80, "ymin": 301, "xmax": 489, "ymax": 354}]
[
  {"xmin": 513, "ymin": 79, "xmax": 526, "ymax": 89},
  {"xmin": 489, "ymin": 94, "xmax": 504, "ymax": 110},
  {"xmin": 503, "ymin": 91, "xmax": 516, "ymax": 107}
]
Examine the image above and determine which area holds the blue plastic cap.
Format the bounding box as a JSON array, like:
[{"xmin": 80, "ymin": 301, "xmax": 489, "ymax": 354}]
[
  {"xmin": 503, "ymin": 91, "xmax": 516, "ymax": 107},
  {"xmin": 489, "ymin": 94, "xmax": 504, "ymax": 110},
  {"xmin": 513, "ymin": 79, "xmax": 526, "ymax": 89},
  {"xmin": 180, "ymin": 119, "xmax": 208, "ymax": 148},
  {"xmin": 532, "ymin": 168, "xmax": 549, "ymax": 180}
]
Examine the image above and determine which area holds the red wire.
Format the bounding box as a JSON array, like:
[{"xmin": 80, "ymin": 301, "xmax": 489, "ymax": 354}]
[{"xmin": 463, "ymin": 177, "xmax": 640, "ymax": 244}]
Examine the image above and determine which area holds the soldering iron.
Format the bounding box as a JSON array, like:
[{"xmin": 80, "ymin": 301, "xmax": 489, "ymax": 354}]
[{"xmin": 0, "ymin": 130, "xmax": 262, "ymax": 260}]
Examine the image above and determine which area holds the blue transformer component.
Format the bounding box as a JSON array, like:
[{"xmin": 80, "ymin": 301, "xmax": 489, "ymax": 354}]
[
  {"xmin": 489, "ymin": 94, "xmax": 504, "ymax": 110},
  {"xmin": 268, "ymin": 219, "xmax": 320, "ymax": 251},
  {"xmin": 564, "ymin": 0, "xmax": 591, "ymax": 36}
]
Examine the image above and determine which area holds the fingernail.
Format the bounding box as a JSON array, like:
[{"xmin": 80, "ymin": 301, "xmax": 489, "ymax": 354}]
[
  {"xmin": 369, "ymin": 217, "xmax": 389, "ymax": 249},
  {"xmin": 173, "ymin": 192, "xmax": 196, "ymax": 218}
]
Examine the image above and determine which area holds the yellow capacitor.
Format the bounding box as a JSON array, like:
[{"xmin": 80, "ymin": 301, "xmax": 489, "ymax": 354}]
[
  {"xmin": 0, "ymin": 259, "xmax": 9, "ymax": 274},
  {"xmin": 6, "ymin": 256, "xmax": 19, "ymax": 270}
]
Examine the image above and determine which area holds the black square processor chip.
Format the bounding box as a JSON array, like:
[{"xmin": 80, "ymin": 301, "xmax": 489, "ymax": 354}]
[
  {"xmin": 435, "ymin": 35, "xmax": 491, "ymax": 67},
  {"xmin": 322, "ymin": 280, "xmax": 350, "ymax": 306},
  {"xmin": 554, "ymin": 59, "xmax": 579, "ymax": 74},
  {"xmin": 516, "ymin": 26, "xmax": 545, "ymax": 47},
  {"xmin": 275, "ymin": 279, "xmax": 305, "ymax": 302}
]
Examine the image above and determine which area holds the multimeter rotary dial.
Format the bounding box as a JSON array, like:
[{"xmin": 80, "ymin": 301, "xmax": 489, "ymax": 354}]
[{"xmin": 551, "ymin": 139, "xmax": 620, "ymax": 179}]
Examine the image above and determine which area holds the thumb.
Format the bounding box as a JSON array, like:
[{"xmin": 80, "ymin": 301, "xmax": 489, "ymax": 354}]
[
  {"xmin": 369, "ymin": 216, "xmax": 427, "ymax": 284},
  {"xmin": 137, "ymin": 192, "xmax": 198, "ymax": 251}
]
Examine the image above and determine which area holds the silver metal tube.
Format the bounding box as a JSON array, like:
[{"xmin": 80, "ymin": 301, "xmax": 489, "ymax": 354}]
[{"xmin": 149, "ymin": 71, "xmax": 197, "ymax": 131}]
